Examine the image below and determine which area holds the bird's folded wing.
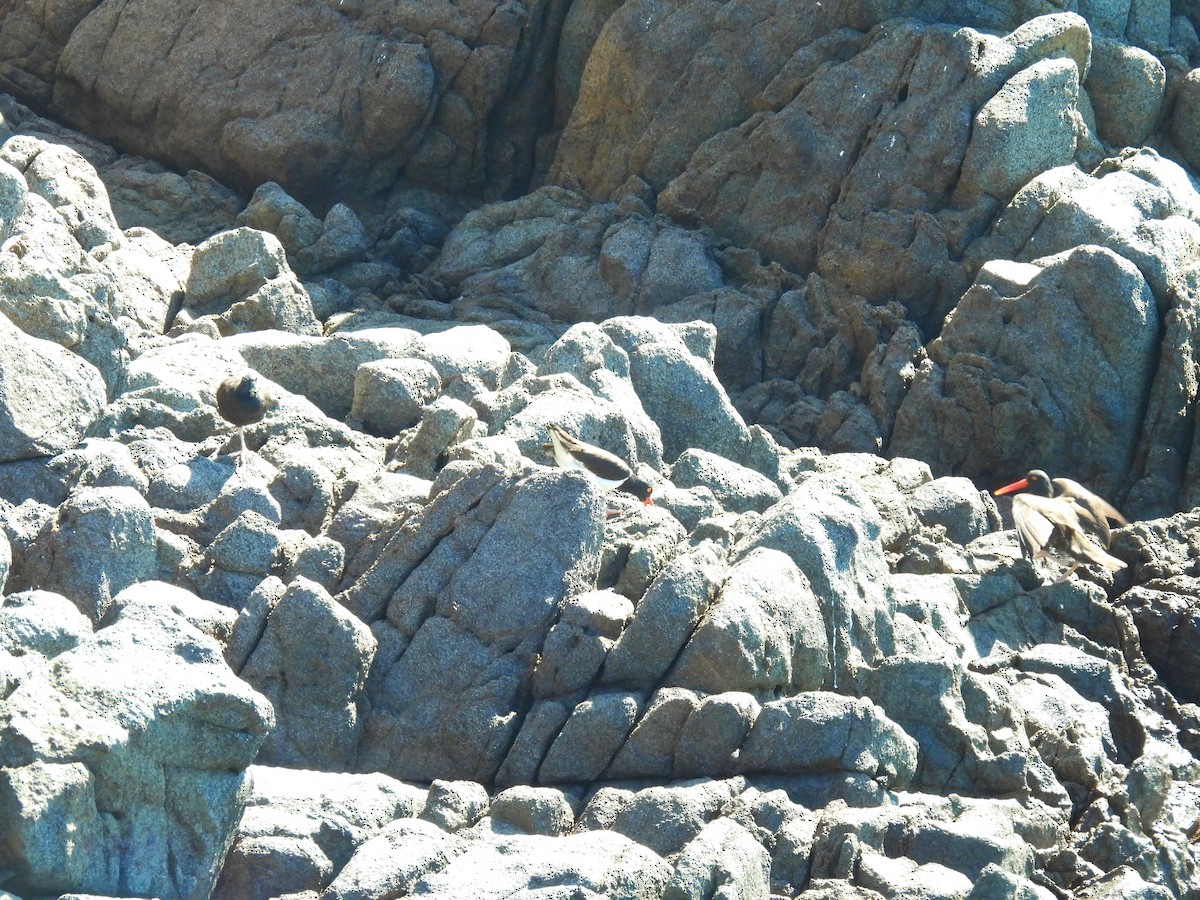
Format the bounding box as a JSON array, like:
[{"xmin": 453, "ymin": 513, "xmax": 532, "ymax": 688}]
[
  {"xmin": 1053, "ymin": 478, "xmax": 1128, "ymax": 525},
  {"xmin": 1012, "ymin": 496, "xmax": 1057, "ymax": 555}
]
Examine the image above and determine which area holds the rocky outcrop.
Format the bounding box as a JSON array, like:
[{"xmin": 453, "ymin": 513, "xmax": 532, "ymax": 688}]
[
  {"xmin": 2, "ymin": 1, "xmax": 1200, "ymax": 898},
  {"xmin": 0, "ymin": 585, "xmax": 273, "ymax": 900}
]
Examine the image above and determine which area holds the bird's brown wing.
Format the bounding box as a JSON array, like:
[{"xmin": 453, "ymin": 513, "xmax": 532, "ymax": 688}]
[
  {"xmin": 1052, "ymin": 478, "xmax": 1127, "ymax": 547},
  {"xmin": 1018, "ymin": 493, "xmax": 1125, "ymax": 571},
  {"xmin": 547, "ymin": 424, "xmax": 633, "ymax": 483},
  {"xmin": 1011, "ymin": 494, "xmax": 1059, "ymax": 557}
]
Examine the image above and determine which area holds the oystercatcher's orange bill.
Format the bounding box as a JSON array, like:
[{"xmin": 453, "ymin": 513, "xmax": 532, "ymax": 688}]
[{"xmin": 994, "ymin": 478, "xmax": 1029, "ymax": 497}]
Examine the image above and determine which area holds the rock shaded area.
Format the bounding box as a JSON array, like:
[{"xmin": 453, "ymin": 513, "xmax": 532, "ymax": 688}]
[{"xmin": 1, "ymin": 2, "xmax": 1200, "ymax": 899}]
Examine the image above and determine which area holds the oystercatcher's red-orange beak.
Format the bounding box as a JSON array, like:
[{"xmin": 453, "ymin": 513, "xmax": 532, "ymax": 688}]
[
  {"xmin": 644, "ymin": 497, "xmax": 654, "ymax": 506},
  {"xmin": 993, "ymin": 477, "xmax": 1029, "ymax": 497}
]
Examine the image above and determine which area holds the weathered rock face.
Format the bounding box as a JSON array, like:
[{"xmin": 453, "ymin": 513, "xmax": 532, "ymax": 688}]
[
  {"xmin": 1, "ymin": 0, "xmax": 554, "ymax": 208},
  {"xmin": 891, "ymin": 244, "xmax": 1158, "ymax": 501},
  {"xmin": 2, "ymin": 1, "xmax": 1200, "ymax": 898},
  {"xmin": 0, "ymin": 587, "xmax": 273, "ymax": 900}
]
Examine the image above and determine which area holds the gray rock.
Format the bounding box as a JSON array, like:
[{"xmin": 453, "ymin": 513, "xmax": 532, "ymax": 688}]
[
  {"xmin": 391, "ymin": 396, "xmax": 482, "ymax": 479},
  {"xmin": 0, "ymin": 310, "xmax": 108, "ymax": 463},
  {"xmin": 967, "ymin": 864, "xmax": 1057, "ymax": 900},
  {"xmin": 732, "ymin": 474, "xmax": 893, "ymax": 682},
  {"xmin": 0, "ymin": 156, "xmax": 26, "ymax": 236},
  {"xmin": 649, "ymin": 483, "xmax": 723, "ymax": 535},
  {"xmin": 201, "ymin": 464, "xmax": 283, "ymax": 541},
  {"xmin": 37, "ymin": 486, "xmax": 159, "ymax": 623},
  {"xmin": 286, "ymin": 534, "xmax": 346, "ymax": 592},
  {"xmin": 0, "ymin": 254, "xmax": 93, "ymax": 349},
  {"xmin": 229, "ymin": 328, "xmax": 419, "ymax": 420},
  {"xmin": 561, "ymin": 589, "xmax": 634, "ymax": 641},
  {"xmin": 604, "ymin": 687, "xmax": 699, "ymax": 780},
  {"xmin": 1118, "ymin": 579, "xmax": 1200, "ymax": 703},
  {"xmin": 350, "ymin": 357, "xmax": 441, "ymax": 435},
  {"xmin": 855, "ymin": 470, "xmax": 920, "ymax": 552},
  {"xmin": 674, "ymin": 691, "xmax": 759, "ymax": 778},
  {"xmin": 238, "ymin": 183, "xmax": 368, "ymax": 276},
  {"xmin": 663, "ymin": 817, "xmax": 770, "ymax": 900},
  {"xmin": 321, "ymin": 818, "xmax": 465, "ymax": 900},
  {"xmin": 241, "ymin": 579, "xmax": 376, "ymax": 771},
  {"xmin": 532, "ymin": 616, "xmax": 611, "ymax": 700},
  {"xmin": 492, "ymin": 375, "xmax": 662, "ymax": 484},
  {"xmin": 337, "ymin": 459, "xmax": 513, "ymax": 621},
  {"xmin": 1085, "ymin": 38, "xmax": 1165, "ymax": 147},
  {"xmin": 215, "ymin": 766, "xmax": 426, "ymax": 900},
  {"xmin": 671, "ymin": 547, "xmax": 828, "ymax": 695},
  {"xmin": 327, "ymin": 469, "xmax": 431, "ymax": 567},
  {"xmin": 602, "ymin": 507, "xmax": 688, "ymax": 600},
  {"xmin": 669, "ymin": 448, "xmax": 782, "ymax": 513},
  {"xmin": 409, "ymin": 829, "xmax": 671, "ymax": 899},
  {"xmin": 536, "ymin": 322, "xmax": 665, "ymax": 469},
  {"xmin": 593, "ymin": 779, "xmax": 743, "ymax": 857},
  {"xmin": 538, "ymin": 691, "xmax": 642, "ymax": 783},
  {"xmin": 489, "ymin": 786, "xmax": 577, "ymax": 836},
  {"xmin": 963, "ymin": 149, "xmax": 1200, "ymax": 513},
  {"xmin": 856, "ymin": 850, "xmax": 974, "ymax": 899},
  {"xmin": 0, "ymin": 760, "xmax": 114, "ymax": 896},
  {"xmin": 0, "ymin": 512, "xmax": 11, "ymax": 592},
  {"xmin": 602, "ymin": 542, "xmax": 725, "ymax": 689},
  {"xmin": 0, "ymin": 602, "xmax": 273, "ymax": 900},
  {"xmin": 540, "ymin": 599, "xmax": 630, "ymax": 697},
  {"xmin": 224, "ymin": 576, "xmax": 287, "ymax": 672},
  {"xmin": 238, "ymin": 182, "xmax": 323, "ymax": 260},
  {"xmin": 1171, "ymin": 68, "xmax": 1200, "ymax": 172},
  {"xmin": 305, "ymin": 203, "xmax": 368, "ymax": 273},
  {"xmin": 184, "ymin": 228, "xmax": 320, "ymax": 336},
  {"xmin": 0, "ymin": 589, "xmax": 92, "ymax": 660},
  {"xmin": 894, "ymin": 248, "xmax": 1157, "ymax": 505},
  {"xmin": 426, "ymin": 189, "xmax": 726, "ymax": 335},
  {"xmin": 206, "ymin": 509, "xmax": 282, "ymax": 577},
  {"xmin": 420, "ymin": 780, "xmax": 490, "ymax": 832},
  {"xmin": 16, "ymin": 140, "xmax": 122, "ymax": 251},
  {"xmin": 415, "ymin": 324, "xmax": 513, "ymax": 392},
  {"xmin": 1009, "ymin": 666, "xmax": 1117, "ymax": 792},
  {"xmin": 909, "ymin": 476, "xmax": 1001, "ymax": 545},
  {"xmin": 959, "ymin": 58, "xmax": 1082, "ymax": 201},
  {"xmin": 103, "ymin": 580, "xmax": 237, "ymax": 647},
  {"xmin": 773, "ymin": 812, "xmax": 821, "ymax": 896},
  {"xmin": 52, "ymin": 438, "xmax": 150, "ymax": 495},
  {"xmin": 358, "ymin": 467, "xmax": 604, "ymax": 782},
  {"xmin": 495, "ymin": 700, "xmax": 573, "ymax": 788},
  {"xmin": 737, "ymin": 693, "xmax": 918, "ymax": 788},
  {"xmin": 602, "ymin": 317, "xmax": 753, "ymax": 465}
]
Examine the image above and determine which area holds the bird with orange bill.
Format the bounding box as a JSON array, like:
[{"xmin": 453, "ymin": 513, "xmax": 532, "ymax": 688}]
[{"xmin": 993, "ymin": 469, "xmax": 1127, "ymax": 583}]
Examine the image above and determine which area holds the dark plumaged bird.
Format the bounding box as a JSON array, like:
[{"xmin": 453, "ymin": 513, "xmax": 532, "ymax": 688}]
[
  {"xmin": 993, "ymin": 469, "xmax": 1127, "ymax": 582},
  {"xmin": 216, "ymin": 373, "xmax": 275, "ymax": 464},
  {"xmin": 545, "ymin": 423, "xmax": 654, "ymax": 507}
]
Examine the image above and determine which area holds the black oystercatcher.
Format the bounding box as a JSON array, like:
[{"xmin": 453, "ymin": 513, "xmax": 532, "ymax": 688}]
[
  {"xmin": 216, "ymin": 373, "xmax": 275, "ymax": 465},
  {"xmin": 993, "ymin": 469, "xmax": 1127, "ymax": 582},
  {"xmin": 546, "ymin": 423, "xmax": 653, "ymax": 506}
]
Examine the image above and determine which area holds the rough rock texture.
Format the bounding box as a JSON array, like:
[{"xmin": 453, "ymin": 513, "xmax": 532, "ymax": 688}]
[
  {"xmin": 0, "ymin": 591, "xmax": 273, "ymax": 900},
  {"xmin": 1, "ymin": 1, "xmax": 1200, "ymax": 898}
]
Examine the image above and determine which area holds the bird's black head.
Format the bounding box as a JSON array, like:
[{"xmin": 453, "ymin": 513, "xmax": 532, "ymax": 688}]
[
  {"xmin": 234, "ymin": 375, "xmax": 258, "ymax": 399},
  {"xmin": 1024, "ymin": 469, "xmax": 1054, "ymax": 497},
  {"xmin": 994, "ymin": 468, "xmax": 1053, "ymax": 499},
  {"xmin": 619, "ymin": 476, "xmax": 654, "ymax": 505}
]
